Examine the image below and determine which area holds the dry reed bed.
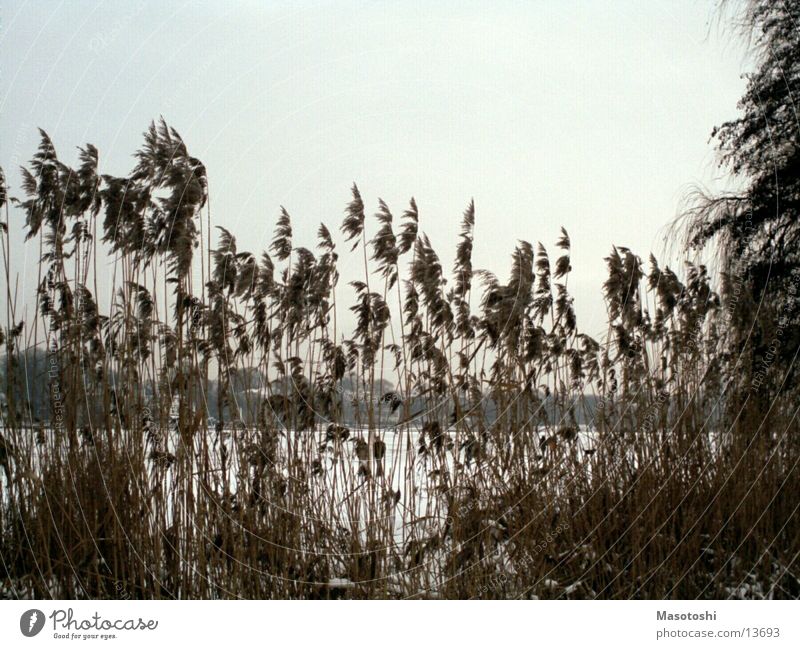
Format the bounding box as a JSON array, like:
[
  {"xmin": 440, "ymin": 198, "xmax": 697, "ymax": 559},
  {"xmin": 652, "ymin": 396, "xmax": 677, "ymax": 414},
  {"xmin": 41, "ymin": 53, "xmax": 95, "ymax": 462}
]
[{"xmin": 0, "ymin": 123, "xmax": 797, "ymax": 599}]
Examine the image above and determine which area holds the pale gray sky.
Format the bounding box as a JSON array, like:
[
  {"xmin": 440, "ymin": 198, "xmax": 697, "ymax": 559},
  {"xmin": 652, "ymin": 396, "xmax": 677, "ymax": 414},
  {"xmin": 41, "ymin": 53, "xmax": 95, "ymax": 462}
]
[{"xmin": 1, "ymin": 0, "xmax": 748, "ymax": 336}]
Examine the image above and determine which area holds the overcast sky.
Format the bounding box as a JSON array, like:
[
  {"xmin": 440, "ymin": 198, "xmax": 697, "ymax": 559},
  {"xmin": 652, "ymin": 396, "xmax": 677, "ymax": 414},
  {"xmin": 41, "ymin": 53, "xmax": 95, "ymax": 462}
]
[{"xmin": 1, "ymin": 0, "xmax": 749, "ymax": 336}]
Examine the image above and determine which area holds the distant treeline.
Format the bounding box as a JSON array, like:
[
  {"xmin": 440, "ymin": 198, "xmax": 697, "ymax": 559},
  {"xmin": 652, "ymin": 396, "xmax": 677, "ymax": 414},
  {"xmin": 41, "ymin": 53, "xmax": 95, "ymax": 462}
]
[{"xmin": 3, "ymin": 347, "xmax": 622, "ymax": 428}]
